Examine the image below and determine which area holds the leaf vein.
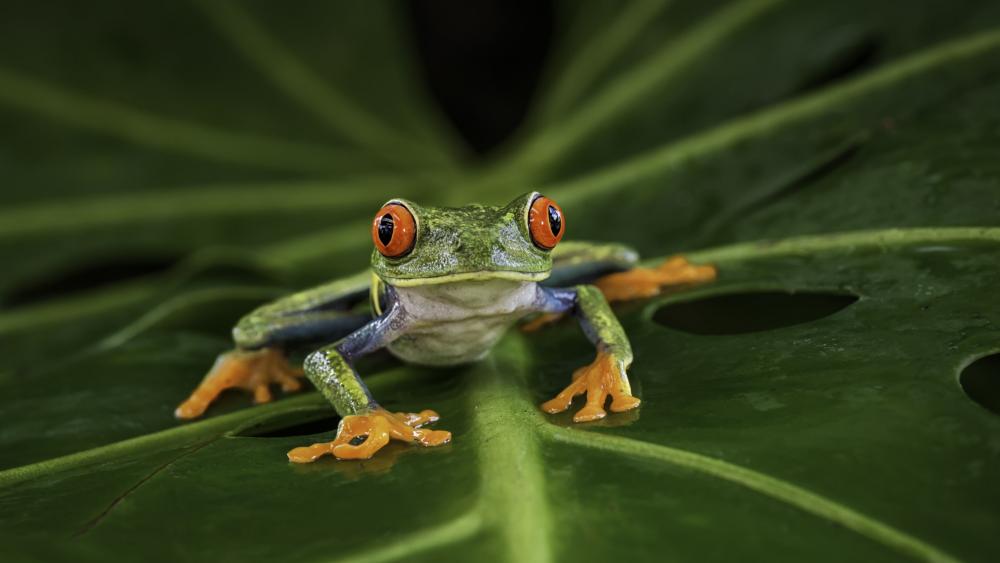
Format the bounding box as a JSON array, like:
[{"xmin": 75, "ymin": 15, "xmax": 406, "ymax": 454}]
[
  {"xmin": 550, "ymin": 28, "xmax": 1000, "ymax": 204},
  {"xmin": 195, "ymin": 0, "xmax": 453, "ymax": 167},
  {"xmin": 327, "ymin": 511, "xmax": 483, "ymax": 563},
  {"xmin": 510, "ymin": 0, "xmax": 784, "ymax": 174},
  {"xmin": 472, "ymin": 340, "xmax": 554, "ymax": 563},
  {"xmin": 545, "ymin": 427, "xmax": 961, "ymax": 563},
  {"xmin": 0, "ymin": 67, "xmax": 357, "ymax": 173},
  {"xmin": 532, "ymin": 0, "xmax": 674, "ymax": 123}
]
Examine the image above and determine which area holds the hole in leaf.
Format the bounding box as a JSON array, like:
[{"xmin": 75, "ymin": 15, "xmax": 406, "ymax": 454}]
[
  {"xmin": 5, "ymin": 255, "xmax": 180, "ymax": 307},
  {"xmin": 960, "ymin": 353, "xmax": 1000, "ymax": 415},
  {"xmin": 238, "ymin": 415, "xmax": 340, "ymax": 438},
  {"xmin": 652, "ymin": 291, "xmax": 858, "ymax": 335}
]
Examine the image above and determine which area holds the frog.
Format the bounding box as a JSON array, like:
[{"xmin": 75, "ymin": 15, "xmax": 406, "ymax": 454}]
[{"xmin": 175, "ymin": 192, "xmax": 716, "ymax": 462}]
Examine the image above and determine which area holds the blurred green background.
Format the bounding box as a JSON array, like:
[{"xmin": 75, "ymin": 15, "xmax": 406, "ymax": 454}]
[{"xmin": 1, "ymin": 1, "xmax": 999, "ymax": 561}]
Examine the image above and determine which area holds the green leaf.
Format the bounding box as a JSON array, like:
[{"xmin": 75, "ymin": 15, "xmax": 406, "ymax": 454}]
[{"xmin": 2, "ymin": 1, "xmax": 999, "ymax": 562}]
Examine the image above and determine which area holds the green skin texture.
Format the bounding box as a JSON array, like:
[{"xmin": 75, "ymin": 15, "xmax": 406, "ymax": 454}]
[{"xmin": 230, "ymin": 192, "xmax": 636, "ymax": 418}]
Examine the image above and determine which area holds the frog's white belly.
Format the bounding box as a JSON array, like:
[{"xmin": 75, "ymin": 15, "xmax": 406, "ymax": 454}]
[{"xmin": 388, "ymin": 279, "xmax": 539, "ymax": 366}]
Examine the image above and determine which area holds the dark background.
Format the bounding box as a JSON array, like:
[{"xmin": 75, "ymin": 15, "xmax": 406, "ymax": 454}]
[{"xmin": 409, "ymin": 0, "xmax": 553, "ymax": 154}]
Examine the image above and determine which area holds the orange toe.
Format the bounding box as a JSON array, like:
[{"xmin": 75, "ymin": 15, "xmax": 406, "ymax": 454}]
[
  {"xmin": 573, "ymin": 404, "xmax": 607, "ymax": 423},
  {"xmin": 287, "ymin": 408, "xmax": 451, "ymax": 463},
  {"xmin": 176, "ymin": 348, "xmax": 304, "ymax": 420}
]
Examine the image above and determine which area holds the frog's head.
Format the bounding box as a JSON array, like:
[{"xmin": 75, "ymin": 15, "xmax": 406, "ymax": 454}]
[{"xmin": 369, "ymin": 192, "xmax": 566, "ymax": 286}]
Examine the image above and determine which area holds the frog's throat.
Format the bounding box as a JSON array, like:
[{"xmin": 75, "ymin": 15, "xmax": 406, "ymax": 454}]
[{"xmin": 381, "ymin": 270, "xmax": 549, "ymax": 287}]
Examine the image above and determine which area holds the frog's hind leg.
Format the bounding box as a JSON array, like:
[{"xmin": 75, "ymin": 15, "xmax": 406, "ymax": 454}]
[
  {"xmin": 175, "ymin": 348, "xmax": 303, "ymax": 419},
  {"xmin": 595, "ymin": 255, "xmax": 716, "ymax": 302},
  {"xmin": 546, "ymin": 242, "xmax": 715, "ymax": 303},
  {"xmin": 546, "ymin": 241, "xmax": 639, "ymax": 287},
  {"xmin": 176, "ymin": 270, "xmax": 374, "ymax": 420}
]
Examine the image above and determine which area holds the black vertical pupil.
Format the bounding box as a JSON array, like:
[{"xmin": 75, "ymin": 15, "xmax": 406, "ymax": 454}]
[
  {"xmin": 547, "ymin": 205, "xmax": 561, "ymax": 236},
  {"xmin": 378, "ymin": 214, "xmax": 394, "ymax": 245}
]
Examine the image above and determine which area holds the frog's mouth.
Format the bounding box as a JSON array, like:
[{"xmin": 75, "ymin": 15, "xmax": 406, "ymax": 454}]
[{"xmin": 381, "ymin": 270, "xmax": 549, "ymax": 287}]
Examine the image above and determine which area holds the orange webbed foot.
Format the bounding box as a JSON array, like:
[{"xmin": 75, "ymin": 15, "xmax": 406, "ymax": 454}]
[
  {"xmin": 541, "ymin": 350, "xmax": 640, "ymax": 423},
  {"xmin": 595, "ymin": 255, "xmax": 716, "ymax": 302},
  {"xmin": 287, "ymin": 408, "xmax": 451, "ymax": 463},
  {"xmin": 175, "ymin": 348, "xmax": 304, "ymax": 420}
]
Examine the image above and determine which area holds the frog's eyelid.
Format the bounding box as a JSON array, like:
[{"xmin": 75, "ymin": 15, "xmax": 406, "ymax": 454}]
[{"xmin": 522, "ymin": 191, "xmax": 542, "ymax": 231}]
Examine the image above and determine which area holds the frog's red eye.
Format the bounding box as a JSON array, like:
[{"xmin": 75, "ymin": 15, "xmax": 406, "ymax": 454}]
[
  {"xmin": 528, "ymin": 195, "xmax": 564, "ymax": 250},
  {"xmin": 372, "ymin": 203, "xmax": 416, "ymax": 258}
]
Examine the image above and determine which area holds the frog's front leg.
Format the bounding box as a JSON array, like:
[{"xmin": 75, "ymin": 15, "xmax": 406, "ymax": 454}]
[
  {"xmin": 286, "ymin": 301, "xmax": 451, "ymax": 463},
  {"xmin": 535, "ymin": 285, "xmax": 640, "ymax": 422}
]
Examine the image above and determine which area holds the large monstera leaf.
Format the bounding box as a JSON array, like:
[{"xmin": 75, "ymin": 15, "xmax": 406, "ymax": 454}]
[{"xmin": 1, "ymin": 1, "xmax": 999, "ymax": 562}]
